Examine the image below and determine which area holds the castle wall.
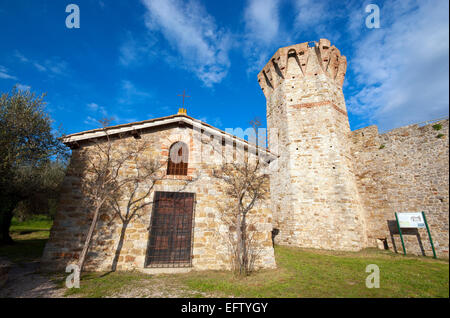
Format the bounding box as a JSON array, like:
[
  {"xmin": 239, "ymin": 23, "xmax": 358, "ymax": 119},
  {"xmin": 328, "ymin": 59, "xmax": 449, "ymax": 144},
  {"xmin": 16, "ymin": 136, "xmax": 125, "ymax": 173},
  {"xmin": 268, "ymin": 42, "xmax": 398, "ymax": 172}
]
[
  {"xmin": 41, "ymin": 125, "xmax": 276, "ymax": 272},
  {"xmin": 351, "ymin": 120, "xmax": 449, "ymax": 258}
]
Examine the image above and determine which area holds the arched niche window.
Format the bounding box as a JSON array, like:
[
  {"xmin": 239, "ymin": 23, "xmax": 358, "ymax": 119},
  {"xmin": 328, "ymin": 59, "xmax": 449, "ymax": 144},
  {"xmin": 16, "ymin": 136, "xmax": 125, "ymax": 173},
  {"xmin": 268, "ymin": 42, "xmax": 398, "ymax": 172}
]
[{"xmin": 167, "ymin": 141, "xmax": 189, "ymax": 176}]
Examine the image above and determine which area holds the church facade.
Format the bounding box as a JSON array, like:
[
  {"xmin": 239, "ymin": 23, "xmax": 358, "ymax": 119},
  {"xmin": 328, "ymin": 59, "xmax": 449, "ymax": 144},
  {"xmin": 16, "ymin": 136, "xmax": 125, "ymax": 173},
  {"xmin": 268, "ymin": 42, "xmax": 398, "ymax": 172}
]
[
  {"xmin": 42, "ymin": 39, "xmax": 449, "ymax": 272},
  {"xmin": 42, "ymin": 114, "xmax": 277, "ymax": 272}
]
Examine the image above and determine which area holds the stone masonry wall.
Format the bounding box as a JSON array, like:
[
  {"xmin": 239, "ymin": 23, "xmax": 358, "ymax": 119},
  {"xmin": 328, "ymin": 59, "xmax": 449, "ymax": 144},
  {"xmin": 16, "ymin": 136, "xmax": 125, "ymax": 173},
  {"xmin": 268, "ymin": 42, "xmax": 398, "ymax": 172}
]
[
  {"xmin": 259, "ymin": 39, "xmax": 368, "ymax": 251},
  {"xmin": 351, "ymin": 120, "xmax": 449, "ymax": 258},
  {"xmin": 41, "ymin": 124, "xmax": 276, "ymax": 272}
]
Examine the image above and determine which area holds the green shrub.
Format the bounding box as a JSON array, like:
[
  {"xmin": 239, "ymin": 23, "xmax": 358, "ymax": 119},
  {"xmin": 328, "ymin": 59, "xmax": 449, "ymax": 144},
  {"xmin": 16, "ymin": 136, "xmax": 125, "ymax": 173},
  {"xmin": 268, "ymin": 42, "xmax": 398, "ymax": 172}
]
[{"xmin": 432, "ymin": 124, "xmax": 442, "ymax": 131}]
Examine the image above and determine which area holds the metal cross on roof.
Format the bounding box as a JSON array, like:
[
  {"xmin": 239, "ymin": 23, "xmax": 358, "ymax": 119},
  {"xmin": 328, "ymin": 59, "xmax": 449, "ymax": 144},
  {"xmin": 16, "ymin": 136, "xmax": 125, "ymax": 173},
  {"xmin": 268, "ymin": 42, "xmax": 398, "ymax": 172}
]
[{"xmin": 178, "ymin": 90, "xmax": 191, "ymax": 107}]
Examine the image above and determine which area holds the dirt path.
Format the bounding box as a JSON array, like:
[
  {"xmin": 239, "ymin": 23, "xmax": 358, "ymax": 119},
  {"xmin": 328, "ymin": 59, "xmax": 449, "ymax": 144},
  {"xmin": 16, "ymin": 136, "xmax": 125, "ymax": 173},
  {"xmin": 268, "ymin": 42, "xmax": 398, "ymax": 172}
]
[
  {"xmin": 108, "ymin": 276, "xmax": 219, "ymax": 298},
  {"xmin": 0, "ymin": 260, "xmax": 219, "ymax": 298},
  {"xmin": 0, "ymin": 260, "xmax": 66, "ymax": 298}
]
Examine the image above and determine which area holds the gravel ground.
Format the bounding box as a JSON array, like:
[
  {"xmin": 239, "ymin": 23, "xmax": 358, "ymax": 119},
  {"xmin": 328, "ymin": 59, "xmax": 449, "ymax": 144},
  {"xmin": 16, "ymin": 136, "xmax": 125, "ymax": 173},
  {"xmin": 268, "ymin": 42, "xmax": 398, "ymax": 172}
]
[
  {"xmin": 0, "ymin": 259, "xmax": 220, "ymax": 298},
  {"xmin": 0, "ymin": 260, "xmax": 66, "ymax": 298},
  {"xmin": 108, "ymin": 277, "xmax": 218, "ymax": 298}
]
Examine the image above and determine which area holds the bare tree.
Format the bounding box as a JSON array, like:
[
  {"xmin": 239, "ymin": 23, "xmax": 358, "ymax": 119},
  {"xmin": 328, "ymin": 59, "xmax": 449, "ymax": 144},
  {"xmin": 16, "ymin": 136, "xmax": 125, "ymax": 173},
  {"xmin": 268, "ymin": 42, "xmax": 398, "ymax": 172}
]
[
  {"xmin": 109, "ymin": 146, "xmax": 197, "ymax": 271},
  {"xmin": 108, "ymin": 143, "xmax": 166, "ymax": 271},
  {"xmin": 77, "ymin": 119, "xmax": 164, "ymax": 273},
  {"xmin": 249, "ymin": 117, "xmax": 268, "ymax": 155},
  {"xmin": 209, "ymin": 119, "xmax": 271, "ymax": 275},
  {"xmin": 77, "ymin": 120, "xmax": 197, "ymax": 273},
  {"xmin": 213, "ymin": 159, "xmax": 269, "ymax": 275}
]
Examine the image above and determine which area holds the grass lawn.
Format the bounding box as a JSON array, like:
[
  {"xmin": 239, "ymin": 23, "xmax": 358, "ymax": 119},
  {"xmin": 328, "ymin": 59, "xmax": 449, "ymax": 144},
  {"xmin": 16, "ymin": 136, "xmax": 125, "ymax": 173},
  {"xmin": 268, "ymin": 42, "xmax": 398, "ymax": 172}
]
[
  {"xmin": 65, "ymin": 246, "xmax": 448, "ymax": 298},
  {"xmin": 10, "ymin": 215, "xmax": 53, "ymax": 232},
  {"xmin": 0, "ymin": 215, "xmax": 52, "ymax": 263},
  {"xmin": 181, "ymin": 247, "xmax": 449, "ymax": 298},
  {"xmin": 1, "ymin": 216, "xmax": 448, "ymax": 298}
]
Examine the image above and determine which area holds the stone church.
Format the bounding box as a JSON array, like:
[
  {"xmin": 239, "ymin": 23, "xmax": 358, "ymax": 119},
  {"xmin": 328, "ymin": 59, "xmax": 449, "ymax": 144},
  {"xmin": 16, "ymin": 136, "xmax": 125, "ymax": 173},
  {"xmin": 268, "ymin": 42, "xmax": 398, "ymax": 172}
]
[{"xmin": 42, "ymin": 39, "xmax": 449, "ymax": 272}]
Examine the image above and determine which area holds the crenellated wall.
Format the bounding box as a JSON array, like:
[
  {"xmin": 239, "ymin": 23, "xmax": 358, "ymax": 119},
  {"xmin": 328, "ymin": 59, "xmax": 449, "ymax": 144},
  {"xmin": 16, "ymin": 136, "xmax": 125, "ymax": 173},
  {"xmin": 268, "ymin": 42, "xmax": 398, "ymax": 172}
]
[
  {"xmin": 351, "ymin": 120, "xmax": 449, "ymax": 258},
  {"xmin": 259, "ymin": 39, "xmax": 368, "ymax": 251},
  {"xmin": 259, "ymin": 39, "xmax": 448, "ymax": 258}
]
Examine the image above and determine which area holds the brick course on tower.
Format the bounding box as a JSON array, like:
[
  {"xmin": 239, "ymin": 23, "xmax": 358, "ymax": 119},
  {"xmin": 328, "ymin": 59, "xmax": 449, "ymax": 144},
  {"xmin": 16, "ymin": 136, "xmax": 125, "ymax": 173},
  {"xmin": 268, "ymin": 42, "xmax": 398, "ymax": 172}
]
[{"xmin": 258, "ymin": 39, "xmax": 368, "ymax": 251}]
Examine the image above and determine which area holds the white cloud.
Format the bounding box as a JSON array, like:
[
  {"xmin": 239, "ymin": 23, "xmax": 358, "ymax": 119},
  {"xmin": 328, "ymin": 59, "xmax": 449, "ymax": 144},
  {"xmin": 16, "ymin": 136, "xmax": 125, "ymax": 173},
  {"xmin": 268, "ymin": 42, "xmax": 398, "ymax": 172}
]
[
  {"xmin": 0, "ymin": 65, "xmax": 17, "ymax": 80},
  {"xmin": 213, "ymin": 117, "xmax": 223, "ymax": 127},
  {"xmin": 84, "ymin": 103, "xmax": 110, "ymax": 127},
  {"xmin": 119, "ymin": 39, "xmax": 139, "ymax": 67},
  {"xmin": 33, "ymin": 62, "xmax": 47, "ymax": 72},
  {"xmin": 32, "ymin": 58, "xmax": 68, "ymax": 76},
  {"xmin": 240, "ymin": 0, "xmax": 448, "ymax": 131},
  {"xmin": 87, "ymin": 102, "xmax": 107, "ymax": 116},
  {"xmin": 14, "ymin": 51, "xmax": 29, "ymax": 63},
  {"xmin": 241, "ymin": 0, "xmax": 339, "ymax": 74},
  {"xmin": 160, "ymin": 105, "xmax": 170, "ymax": 112},
  {"xmin": 84, "ymin": 116, "xmax": 100, "ymax": 127},
  {"xmin": 294, "ymin": 0, "xmax": 327, "ymax": 27},
  {"xmin": 346, "ymin": 0, "xmax": 372, "ymax": 39},
  {"xmin": 13, "ymin": 52, "xmax": 68, "ymax": 76},
  {"xmin": 119, "ymin": 31, "xmax": 157, "ymax": 66},
  {"xmin": 347, "ymin": 0, "xmax": 449, "ymax": 131},
  {"xmin": 195, "ymin": 116, "xmax": 223, "ymax": 128},
  {"xmin": 87, "ymin": 102, "xmax": 99, "ymax": 111},
  {"xmin": 118, "ymin": 80, "xmax": 151, "ymax": 105},
  {"xmin": 292, "ymin": 0, "xmax": 344, "ymax": 45},
  {"xmin": 16, "ymin": 83, "xmax": 31, "ymax": 91},
  {"xmin": 113, "ymin": 115, "xmax": 138, "ymax": 124},
  {"xmin": 243, "ymin": 0, "xmax": 282, "ymax": 73},
  {"xmin": 244, "ymin": 0, "xmax": 280, "ymax": 45},
  {"xmin": 241, "ymin": 0, "xmax": 337, "ymax": 74},
  {"xmin": 45, "ymin": 59, "xmax": 68, "ymax": 75},
  {"xmin": 141, "ymin": 0, "xmax": 233, "ymax": 86}
]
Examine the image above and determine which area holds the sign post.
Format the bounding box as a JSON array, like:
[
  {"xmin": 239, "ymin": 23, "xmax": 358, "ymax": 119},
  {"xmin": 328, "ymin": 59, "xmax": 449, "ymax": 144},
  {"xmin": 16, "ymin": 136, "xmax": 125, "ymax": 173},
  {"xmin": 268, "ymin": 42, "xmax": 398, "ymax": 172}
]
[
  {"xmin": 421, "ymin": 211, "xmax": 437, "ymax": 259},
  {"xmin": 394, "ymin": 212, "xmax": 406, "ymax": 255},
  {"xmin": 395, "ymin": 211, "xmax": 437, "ymax": 259}
]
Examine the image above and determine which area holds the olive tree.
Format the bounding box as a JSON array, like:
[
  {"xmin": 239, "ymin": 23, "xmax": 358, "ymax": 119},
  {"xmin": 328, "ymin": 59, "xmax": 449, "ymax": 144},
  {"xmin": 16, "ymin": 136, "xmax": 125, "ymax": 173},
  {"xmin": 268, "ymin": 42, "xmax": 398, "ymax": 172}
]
[{"xmin": 0, "ymin": 86, "xmax": 67, "ymax": 244}]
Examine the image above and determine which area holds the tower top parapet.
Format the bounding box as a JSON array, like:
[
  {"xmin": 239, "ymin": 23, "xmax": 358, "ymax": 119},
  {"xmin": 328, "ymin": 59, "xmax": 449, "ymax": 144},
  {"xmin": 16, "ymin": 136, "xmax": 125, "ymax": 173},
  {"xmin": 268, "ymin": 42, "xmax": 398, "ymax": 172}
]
[{"xmin": 257, "ymin": 39, "xmax": 347, "ymax": 98}]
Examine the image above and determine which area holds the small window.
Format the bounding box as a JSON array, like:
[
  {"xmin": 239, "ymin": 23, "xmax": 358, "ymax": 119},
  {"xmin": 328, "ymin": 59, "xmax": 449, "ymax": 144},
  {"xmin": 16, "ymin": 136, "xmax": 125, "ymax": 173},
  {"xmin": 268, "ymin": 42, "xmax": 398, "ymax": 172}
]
[{"xmin": 167, "ymin": 142, "xmax": 189, "ymax": 176}]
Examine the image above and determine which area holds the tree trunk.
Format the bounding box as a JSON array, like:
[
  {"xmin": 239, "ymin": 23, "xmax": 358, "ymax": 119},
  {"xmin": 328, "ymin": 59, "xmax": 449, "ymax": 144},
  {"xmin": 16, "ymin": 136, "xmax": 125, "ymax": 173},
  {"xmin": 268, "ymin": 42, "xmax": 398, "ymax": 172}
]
[
  {"xmin": 235, "ymin": 209, "xmax": 242, "ymax": 274},
  {"xmin": 0, "ymin": 197, "xmax": 18, "ymax": 245},
  {"xmin": 78, "ymin": 202, "xmax": 102, "ymax": 272},
  {"xmin": 0, "ymin": 208, "xmax": 14, "ymax": 245},
  {"xmin": 111, "ymin": 220, "xmax": 129, "ymax": 271},
  {"xmin": 241, "ymin": 213, "xmax": 248, "ymax": 275}
]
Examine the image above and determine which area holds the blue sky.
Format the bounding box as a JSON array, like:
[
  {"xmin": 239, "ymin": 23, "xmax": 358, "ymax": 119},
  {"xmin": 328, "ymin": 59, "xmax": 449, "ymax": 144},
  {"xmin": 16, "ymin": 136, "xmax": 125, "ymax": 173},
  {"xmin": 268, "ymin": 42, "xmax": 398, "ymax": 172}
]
[{"xmin": 0, "ymin": 0, "xmax": 448, "ymax": 135}]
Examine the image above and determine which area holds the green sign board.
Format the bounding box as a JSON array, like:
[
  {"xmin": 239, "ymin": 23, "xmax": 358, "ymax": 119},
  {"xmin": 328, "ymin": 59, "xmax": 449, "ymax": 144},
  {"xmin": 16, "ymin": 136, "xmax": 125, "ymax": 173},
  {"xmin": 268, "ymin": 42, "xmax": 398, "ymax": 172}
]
[{"xmin": 395, "ymin": 211, "xmax": 437, "ymax": 259}]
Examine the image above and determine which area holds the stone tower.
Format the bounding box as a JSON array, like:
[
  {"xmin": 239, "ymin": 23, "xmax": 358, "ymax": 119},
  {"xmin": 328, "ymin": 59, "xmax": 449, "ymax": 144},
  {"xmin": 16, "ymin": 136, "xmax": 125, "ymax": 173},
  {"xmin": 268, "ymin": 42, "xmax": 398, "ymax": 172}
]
[{"xmin": 258, "ymin": 39, "xmax": 368, "ymax": 251}]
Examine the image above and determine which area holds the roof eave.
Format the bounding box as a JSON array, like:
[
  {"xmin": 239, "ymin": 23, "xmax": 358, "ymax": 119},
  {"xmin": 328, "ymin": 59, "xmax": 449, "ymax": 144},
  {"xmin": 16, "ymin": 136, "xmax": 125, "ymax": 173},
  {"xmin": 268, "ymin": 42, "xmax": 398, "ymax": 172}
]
[{"xmin": 62, "ymin": 115, "xmax": 278, "ymax": 160}]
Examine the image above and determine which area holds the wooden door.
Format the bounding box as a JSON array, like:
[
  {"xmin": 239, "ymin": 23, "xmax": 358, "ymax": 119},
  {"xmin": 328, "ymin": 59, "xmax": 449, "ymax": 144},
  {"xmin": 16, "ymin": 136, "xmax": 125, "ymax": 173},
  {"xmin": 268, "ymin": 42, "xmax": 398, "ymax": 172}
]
[{"xmin": 146, "ymin": 192, "xmax": 195, "ymax": 267}]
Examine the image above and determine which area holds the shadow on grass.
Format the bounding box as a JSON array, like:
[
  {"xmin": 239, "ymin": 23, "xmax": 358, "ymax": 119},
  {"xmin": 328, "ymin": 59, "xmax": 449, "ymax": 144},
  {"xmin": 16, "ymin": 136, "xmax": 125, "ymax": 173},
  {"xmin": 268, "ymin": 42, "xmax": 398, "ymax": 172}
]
[
  {"xmin": 180, "ymin": 246, "xmax": 449, "ymax": 298},
  {"xmin": 0, "ymin": 229, "xmax": 49, "ymax": 263},
  {"xmin": 63, "ymin": 271, "xmax": 153, "ymax": 298}
]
